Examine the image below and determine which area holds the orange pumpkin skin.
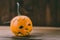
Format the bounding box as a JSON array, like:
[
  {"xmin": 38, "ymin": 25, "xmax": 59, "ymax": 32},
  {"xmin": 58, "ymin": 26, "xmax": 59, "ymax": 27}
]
[{"xmin": 10, "ymin": 15, "xmax": 32, "ymax": 36}]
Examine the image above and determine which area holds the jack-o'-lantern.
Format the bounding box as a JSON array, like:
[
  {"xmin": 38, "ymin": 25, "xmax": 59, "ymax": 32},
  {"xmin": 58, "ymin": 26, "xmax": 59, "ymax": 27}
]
[
  {"xmin": 10, "ymin": 15, "xmax": 32, "ymax": 36},
  {"xmin": 10, "ymin": 2, "xmax": 33, "ymax": 36}
]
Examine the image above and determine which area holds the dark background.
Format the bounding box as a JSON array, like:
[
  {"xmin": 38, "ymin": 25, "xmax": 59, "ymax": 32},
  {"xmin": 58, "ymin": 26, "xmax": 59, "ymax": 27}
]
[{"xmin": 0, "ymin": 0, "xmax": 60, "ymax": 27}]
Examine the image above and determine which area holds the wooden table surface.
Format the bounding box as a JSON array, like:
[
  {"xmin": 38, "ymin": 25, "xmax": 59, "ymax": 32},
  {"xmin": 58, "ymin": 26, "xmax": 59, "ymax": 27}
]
[{"xmin": 0, "ymin": 26, "xmax": 60, "ymax": 40}]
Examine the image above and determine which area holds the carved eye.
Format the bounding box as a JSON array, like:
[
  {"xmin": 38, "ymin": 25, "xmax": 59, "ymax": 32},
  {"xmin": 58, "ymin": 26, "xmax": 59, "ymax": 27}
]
[
  {"xmin": 28, "ymin": 24, "xmax": 31, "ymax": 26},
  {"xmin": 19, "ymin": 26, "xmax": 23, "ymax": 29}
]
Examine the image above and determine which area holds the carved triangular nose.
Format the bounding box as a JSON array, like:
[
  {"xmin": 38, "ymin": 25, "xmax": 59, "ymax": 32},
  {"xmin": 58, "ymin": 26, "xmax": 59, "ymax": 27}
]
[{"xmin": 25, "ymin": 28, "xmax": 28, "ymax": 30}]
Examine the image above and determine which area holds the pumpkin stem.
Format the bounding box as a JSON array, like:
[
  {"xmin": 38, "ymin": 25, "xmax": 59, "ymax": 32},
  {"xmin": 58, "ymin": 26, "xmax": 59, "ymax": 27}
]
[{"xmin": 17, "ymin": 2, "xmax": 21, "ymax": 16}]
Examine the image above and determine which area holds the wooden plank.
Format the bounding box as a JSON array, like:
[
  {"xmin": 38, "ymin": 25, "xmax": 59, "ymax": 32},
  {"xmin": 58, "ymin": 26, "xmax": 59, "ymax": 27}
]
[{"xmin": 0, "ymin": 26, "xmax": 60, "ymax": 40}]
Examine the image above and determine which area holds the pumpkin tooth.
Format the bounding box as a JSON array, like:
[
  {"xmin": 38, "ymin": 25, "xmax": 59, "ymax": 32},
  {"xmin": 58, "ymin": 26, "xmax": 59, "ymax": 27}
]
[
  {"xmin": 17, "ymin": 32, "xmax": 23, "ymax": 36},
  {"xmin": 26, "ymin": 32, "xmax": 29, "ymax": 35}
]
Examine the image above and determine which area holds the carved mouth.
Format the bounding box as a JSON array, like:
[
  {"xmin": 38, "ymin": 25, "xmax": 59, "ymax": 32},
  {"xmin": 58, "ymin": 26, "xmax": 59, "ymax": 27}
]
[
  {"xmin": 13, "ymin": 31, "xmax": 23, "ymax": 36},
  {"xmin": 17, "ymin": 32, "xmax": 23, "ymax": 36}
]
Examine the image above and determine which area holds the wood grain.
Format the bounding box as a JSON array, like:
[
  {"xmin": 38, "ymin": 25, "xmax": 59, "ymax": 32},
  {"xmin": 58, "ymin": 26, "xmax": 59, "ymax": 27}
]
[{"xmin": 0, "ymin": 26, "xmax": 60, "ymax": 40}]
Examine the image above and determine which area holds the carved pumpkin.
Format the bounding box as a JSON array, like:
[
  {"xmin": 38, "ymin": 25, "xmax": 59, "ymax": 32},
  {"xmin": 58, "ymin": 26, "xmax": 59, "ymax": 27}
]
[{"xmin": 10, "ymin": 15, "xmax": 32, "ymax": 36}]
